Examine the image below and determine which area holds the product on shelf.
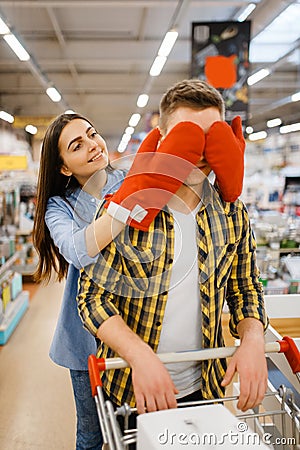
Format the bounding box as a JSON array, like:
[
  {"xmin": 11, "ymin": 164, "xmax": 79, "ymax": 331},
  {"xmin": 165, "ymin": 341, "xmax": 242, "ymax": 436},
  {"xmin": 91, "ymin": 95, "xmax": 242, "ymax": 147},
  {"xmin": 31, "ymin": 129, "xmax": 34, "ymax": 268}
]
[
  {"xmin": 0, "ymin": 252, "xmax": 29, "ymax": 344},
  {"xmin": 281, "ymin": 256, "xmax": 300, "ymax": 294}
]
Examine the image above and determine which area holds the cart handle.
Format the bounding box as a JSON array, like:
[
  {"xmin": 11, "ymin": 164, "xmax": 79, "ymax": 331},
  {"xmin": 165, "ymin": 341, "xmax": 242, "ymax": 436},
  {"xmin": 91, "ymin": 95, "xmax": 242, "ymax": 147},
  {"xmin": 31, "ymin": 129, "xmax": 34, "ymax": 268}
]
[
  {"xmin": 88, "ymin": 338, "xmax": 300, "ymax": 396},
  {"xmin": 278, "ymin": 336, "xmax": 300, "ymax": 375}
]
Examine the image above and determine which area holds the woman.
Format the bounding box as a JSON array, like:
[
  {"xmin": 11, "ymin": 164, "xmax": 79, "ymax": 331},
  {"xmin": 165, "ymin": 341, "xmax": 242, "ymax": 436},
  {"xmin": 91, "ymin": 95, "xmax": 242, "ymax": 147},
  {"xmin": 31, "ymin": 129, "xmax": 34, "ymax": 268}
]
[{"xmin": 33, "ymin": 113, "xmax": 126, "ymax": 449}]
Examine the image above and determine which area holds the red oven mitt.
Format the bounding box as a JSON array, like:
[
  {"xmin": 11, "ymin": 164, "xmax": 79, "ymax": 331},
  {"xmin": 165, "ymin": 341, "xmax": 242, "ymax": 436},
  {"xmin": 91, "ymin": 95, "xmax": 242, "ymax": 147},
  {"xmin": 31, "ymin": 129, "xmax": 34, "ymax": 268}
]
[
  {"xmin": 205, "ymin": 116, "xmax": 245, "ymax": 202},
  {"xmin": 104, "ymin": 121, "xmax": 205, "ymax": 230}
]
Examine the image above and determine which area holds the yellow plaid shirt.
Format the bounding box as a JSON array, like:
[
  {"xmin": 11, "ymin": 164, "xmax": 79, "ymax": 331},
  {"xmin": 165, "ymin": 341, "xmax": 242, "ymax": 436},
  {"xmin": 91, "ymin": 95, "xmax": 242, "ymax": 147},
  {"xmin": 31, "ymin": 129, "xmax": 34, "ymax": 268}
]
[{"xmin": 77, "ymin": 181, "xmax": 268, "ymax": 407}]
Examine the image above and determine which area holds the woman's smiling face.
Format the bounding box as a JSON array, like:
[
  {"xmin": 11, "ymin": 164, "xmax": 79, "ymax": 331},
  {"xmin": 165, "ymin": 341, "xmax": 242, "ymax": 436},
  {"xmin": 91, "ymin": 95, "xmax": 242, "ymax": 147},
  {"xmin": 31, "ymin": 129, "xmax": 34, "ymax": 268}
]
[{"xmin": 58, "ymin": 118, "xmax": 109, "ymax": 185}]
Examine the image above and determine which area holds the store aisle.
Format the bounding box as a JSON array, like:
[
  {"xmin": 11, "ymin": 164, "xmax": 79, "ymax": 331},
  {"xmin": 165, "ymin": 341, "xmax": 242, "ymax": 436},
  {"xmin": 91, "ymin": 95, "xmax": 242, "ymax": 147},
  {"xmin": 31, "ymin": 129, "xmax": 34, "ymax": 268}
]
[{"xmin": 0, "ymin": 279, "xmax": 76, "ymax": 450}]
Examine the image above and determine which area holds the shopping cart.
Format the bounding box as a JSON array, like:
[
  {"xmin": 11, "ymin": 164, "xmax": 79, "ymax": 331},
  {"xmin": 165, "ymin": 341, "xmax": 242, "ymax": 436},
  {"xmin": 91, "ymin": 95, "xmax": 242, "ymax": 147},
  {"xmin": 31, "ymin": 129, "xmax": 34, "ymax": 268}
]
[{"xmin": 88, "ymin": 337, "xmax": 300, "ymax": 449}]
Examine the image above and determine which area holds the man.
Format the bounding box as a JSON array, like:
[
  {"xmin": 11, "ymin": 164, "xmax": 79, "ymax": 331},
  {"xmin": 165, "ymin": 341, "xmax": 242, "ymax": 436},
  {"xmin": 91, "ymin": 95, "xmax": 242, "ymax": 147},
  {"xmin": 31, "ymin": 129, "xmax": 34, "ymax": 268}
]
[{"xmin": 77, "ymin": 79, "xmax": 268, "ymax": 417}]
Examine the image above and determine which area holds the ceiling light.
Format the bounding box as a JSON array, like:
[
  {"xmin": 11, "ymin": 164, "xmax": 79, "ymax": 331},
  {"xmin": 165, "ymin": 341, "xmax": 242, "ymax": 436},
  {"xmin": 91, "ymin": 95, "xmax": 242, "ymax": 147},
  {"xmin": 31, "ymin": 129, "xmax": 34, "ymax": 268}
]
[
  {"xmin": 280, "ymin": 123, "xmax": 300, "ymax": 134},
  {"xmin": 245, "ymin": 126, "xmax": 253, "ymax": 134},
  {"xmin": 3, "ymin": 33, "xmax": 30, "ymax": 61},
  {"xmin": 0, "ymin": 110, "xmax": 14, "ymax": 123},
  {"xmin": 149, "ymin": 55, "xmax": 167, "ymax": 77},
  {"xmin": 250, "ymin": 3, "xmax": 300, "ymax": 63},
  {"xmin": 125, "ymin": 126, "xmax": 134, "ymax": 135},
  {"xmin": 129, "ymin": 113, "xmax": 141, "ymax": 127},
  {"xmin": 117, "ymin": 142, "xmax": 127, "ymax": 153},
  {"xmin": 122, "ymin": 133, "xmax": 131, "ymax": 143},
  {"xmin": 291, "ymin": 92, "xmax": 300, "ymax": 102},
  {"xmin": 25, "ymin": 124, "xmax": 37, "ymax": 135},
  {"xmin": 257, "ymin": 3, "xmax": 300, "ymax": 44},
  {"xmin": 158, "ymin": 30, "xmax": 178, "ymax": 57},
  {"xmin": 0, "ymin": 16, "xmax": 10, "ymax": 34},
  {"xmin": 247, "ymin": 68, "xmax": 270, "ymax": 86},
  {"xmin": 267, "ymin": 118, "xmax": 282, "ymax": 128},
  {"xmin": 237, "ymin": 3, "xmax": 256, "ymax": 22},
  {"xmin": 248, "ymin": 131, "xmax": 268, "ymax": 141},
  {"xmin": 65, "ymin": 109, "xmax": 75, "ymax": 114},
  {"xmin": 137, "ymin": 94, "xmax": 149, "ymax": 108},
  {"xmin": 46, "ymin": 86, "xmax": 62, "ymax": 102}
]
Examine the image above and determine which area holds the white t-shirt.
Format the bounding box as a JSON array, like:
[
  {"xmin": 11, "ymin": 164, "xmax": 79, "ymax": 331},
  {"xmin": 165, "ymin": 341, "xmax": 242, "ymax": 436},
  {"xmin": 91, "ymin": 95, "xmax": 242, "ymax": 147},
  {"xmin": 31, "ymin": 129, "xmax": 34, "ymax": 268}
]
[{"xmin": 157, "ymin": 204, "xmax": 202, "ymax": 398}]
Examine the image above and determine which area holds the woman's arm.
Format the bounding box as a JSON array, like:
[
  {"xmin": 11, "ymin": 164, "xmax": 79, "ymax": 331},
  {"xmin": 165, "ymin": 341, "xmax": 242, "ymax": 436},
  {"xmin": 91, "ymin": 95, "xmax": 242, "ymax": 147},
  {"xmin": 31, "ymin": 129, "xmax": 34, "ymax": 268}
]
[
  {"xmin": 45, "ymin": 196, "xmax": 124, "ymax": 269},
  {"xmin": 85, "ymin": 211, "xmax": 124, "ymax": 257}
]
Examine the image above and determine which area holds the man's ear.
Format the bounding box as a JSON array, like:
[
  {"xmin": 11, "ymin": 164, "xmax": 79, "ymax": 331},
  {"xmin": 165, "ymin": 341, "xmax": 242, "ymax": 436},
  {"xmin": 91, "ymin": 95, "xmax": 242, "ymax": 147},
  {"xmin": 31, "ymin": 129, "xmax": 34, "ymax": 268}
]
[{"xmin": 60, "ymin": 165, "xmax": 72, "ymax": 177}]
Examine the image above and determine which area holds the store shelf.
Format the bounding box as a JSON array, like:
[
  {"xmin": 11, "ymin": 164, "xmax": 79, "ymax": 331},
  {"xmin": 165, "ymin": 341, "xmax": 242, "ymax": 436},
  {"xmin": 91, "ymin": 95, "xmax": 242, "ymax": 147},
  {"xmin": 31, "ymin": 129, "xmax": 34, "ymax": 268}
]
[
  {"xmin": 277, "ymin": 247, "xmax": 300, "ymax": 253},
  {"xmin": 15, "ymin": 229, "xmax": 32, "ymax": 236},
  {"xmin": 12, "ymin": 264, "xmax": 36, "ymax": 276},
  {"xmin": 0, "ymin": 291, "xmax": 29, "ymax": 345},
  {"xmin": 257, "ymin": 247, "xmax": 300, "ymax": 254},
  {"xmin": 0, "ymin": 252, "xmax": 19, "ymax": 278}
]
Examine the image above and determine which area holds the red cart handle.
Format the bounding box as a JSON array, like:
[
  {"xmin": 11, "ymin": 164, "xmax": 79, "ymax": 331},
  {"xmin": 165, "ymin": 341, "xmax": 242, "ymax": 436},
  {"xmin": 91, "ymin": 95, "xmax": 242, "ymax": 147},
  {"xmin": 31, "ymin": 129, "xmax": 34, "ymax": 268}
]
[
  {"xmin": 88, "ymin": 337, "xmax": 300, "ymax": 396},
  {"xmin": 88, "ymin": 355, "xmax": 106, "ymax": 397},
  {"xmin": 278, "ymin": 336, "xmax": 300, "ymax": 374}
]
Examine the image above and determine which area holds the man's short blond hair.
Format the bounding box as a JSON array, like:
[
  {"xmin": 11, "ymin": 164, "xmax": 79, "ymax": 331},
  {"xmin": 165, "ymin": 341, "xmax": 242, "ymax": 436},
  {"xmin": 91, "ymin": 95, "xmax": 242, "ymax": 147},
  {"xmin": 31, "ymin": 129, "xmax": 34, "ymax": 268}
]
[{"xmin": 159, "ymin": 79, "xmax": 225, "ymax": 134}]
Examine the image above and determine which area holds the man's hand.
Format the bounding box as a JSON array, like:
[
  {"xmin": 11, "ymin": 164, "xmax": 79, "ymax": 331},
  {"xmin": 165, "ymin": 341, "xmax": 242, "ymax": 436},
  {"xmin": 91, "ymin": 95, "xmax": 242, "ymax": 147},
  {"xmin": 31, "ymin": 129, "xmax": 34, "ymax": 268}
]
[
  {"xmin": 131, "ymin": 346, "xmax": 178, "ymax": 414},
  {"xmin": 221, "ymin": 318, "xmax": 268, "ymax": 411},
  {"xmin": 205, "ymin": 116, "xmax": 245, "ymax": 202},
  {"xmin": 97, "ymin": 315, "xmax": 178, "ymax": 413}
]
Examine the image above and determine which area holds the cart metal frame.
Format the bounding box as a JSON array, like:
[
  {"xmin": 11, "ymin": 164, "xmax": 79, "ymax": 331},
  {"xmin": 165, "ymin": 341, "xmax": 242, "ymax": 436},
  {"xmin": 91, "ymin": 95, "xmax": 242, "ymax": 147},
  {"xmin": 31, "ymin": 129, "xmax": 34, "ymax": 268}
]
[{"xmin": 88, "ymin": 337, "xmax": 300, "ymax": 449}]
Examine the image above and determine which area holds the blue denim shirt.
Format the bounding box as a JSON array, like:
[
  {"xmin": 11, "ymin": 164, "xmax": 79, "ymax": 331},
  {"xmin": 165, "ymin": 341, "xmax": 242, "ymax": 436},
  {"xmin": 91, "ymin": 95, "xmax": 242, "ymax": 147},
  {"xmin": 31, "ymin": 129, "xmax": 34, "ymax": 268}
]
[{"xmin": 46, "ymin": 169, "xmax": 125, "ymax": 370}]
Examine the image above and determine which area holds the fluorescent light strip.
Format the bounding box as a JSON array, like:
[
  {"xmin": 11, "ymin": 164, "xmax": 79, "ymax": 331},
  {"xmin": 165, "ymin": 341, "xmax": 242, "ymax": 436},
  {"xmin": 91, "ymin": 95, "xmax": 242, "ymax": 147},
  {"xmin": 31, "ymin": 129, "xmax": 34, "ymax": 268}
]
[
  {"xmin": 291, "ymin": 92, "xmax": 300, "ymax": 102},
  {"xmin": 0, "ymin": 110, "xmax": 14, "ymax": 123},
  {"xmin": 247, "ymin": 68, "xmax": 270, "ymax": 86},
  {"xmin": 117, "ymin": 142, "xmax": 127, "ymax": 153},
  {"xmin": 25, "ymin": 124, "xmax": 37, "ymax": 135},
  {"xmin": 280, "ymin": 123, "xmax": 300, "ymax": 134},
  {"xmin": 267, "ymin": 118, "xmax": 282, "ymax": 128},
  {"xmin": 248, "ymin": 131, "xmax": 268, "ymax": 141},
  {"xmin": 158, "ymin": 30, "xmax": 178, "ymax": 57},
  {"xmin": 118, "ymin": 114, "xmax": 141, "ymax": 152},
  {"xmin": 3, "ymin": 33, "xmax": 30, "ymax": 61},
  {"xmin": 123, "ymin": 28, "xmax": 178, "ymax": 150},
  {"xmin": 121, "ymin": 133, "xmax": 131, "ymax": 144},
  {"xmin": 252, "ymin": 4, "xmax": 300, "ymax": 46},
  {"xmin": 125, "ymin": 126, "xmax": 134, "ymax": 135},
  {"xmin": 0, "ymin": 17, "xmax": 10, "ymax": 34},
  {"xmin": 250, "ymin": 3, "xmax": 300, "ymax": 63},
  {"xmin": 117, "ymin": 133, "xmax": 131, "ymax": 153},
  {"xmin": 237, "ymin": 3, "xmax": 256, "ymax": 22},
  {"xmin": 1, "ymin": 14, "xmax": 71, "ymax": 112},
  {"xmin": 127, "ymin": 28, "xmax": 178, "ymax": 147},
  {"xmin": 137, "ymin": 94, "xmax": 149, "ymax": 108},
  {"xmin": 150, "ymin": 55, "xmax": 167, "ymax": 77},
  {"xmin": 129, "ymin": 113, "xmax": 141, "ymax": 127},
  {"xmin": 46, "ymin": 87, "xmax": 62, "ymax": 102}
]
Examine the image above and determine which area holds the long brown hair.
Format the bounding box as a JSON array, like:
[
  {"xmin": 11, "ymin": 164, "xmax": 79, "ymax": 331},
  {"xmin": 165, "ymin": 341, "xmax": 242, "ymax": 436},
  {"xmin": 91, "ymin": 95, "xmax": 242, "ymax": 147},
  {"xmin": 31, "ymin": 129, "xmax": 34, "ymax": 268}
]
[{"xmin": 33, "ymin": 113, "xmax": 95, "ymax": 283}]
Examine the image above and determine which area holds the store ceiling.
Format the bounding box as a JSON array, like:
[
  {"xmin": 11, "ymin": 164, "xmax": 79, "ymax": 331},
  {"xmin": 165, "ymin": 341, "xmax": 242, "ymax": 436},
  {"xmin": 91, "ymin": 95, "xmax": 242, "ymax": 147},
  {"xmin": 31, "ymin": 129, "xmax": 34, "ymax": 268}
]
[{"xmin": 0, "ymin": 0, "xmax": 299, "ymax": 152}]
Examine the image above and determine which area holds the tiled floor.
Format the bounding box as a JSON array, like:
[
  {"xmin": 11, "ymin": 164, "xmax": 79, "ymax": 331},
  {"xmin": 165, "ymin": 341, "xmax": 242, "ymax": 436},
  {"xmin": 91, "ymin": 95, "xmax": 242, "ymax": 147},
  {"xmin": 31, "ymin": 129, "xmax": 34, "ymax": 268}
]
[{"xmin": 0, "ymin": 279, "xmax": 76, "ymax": 450}]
